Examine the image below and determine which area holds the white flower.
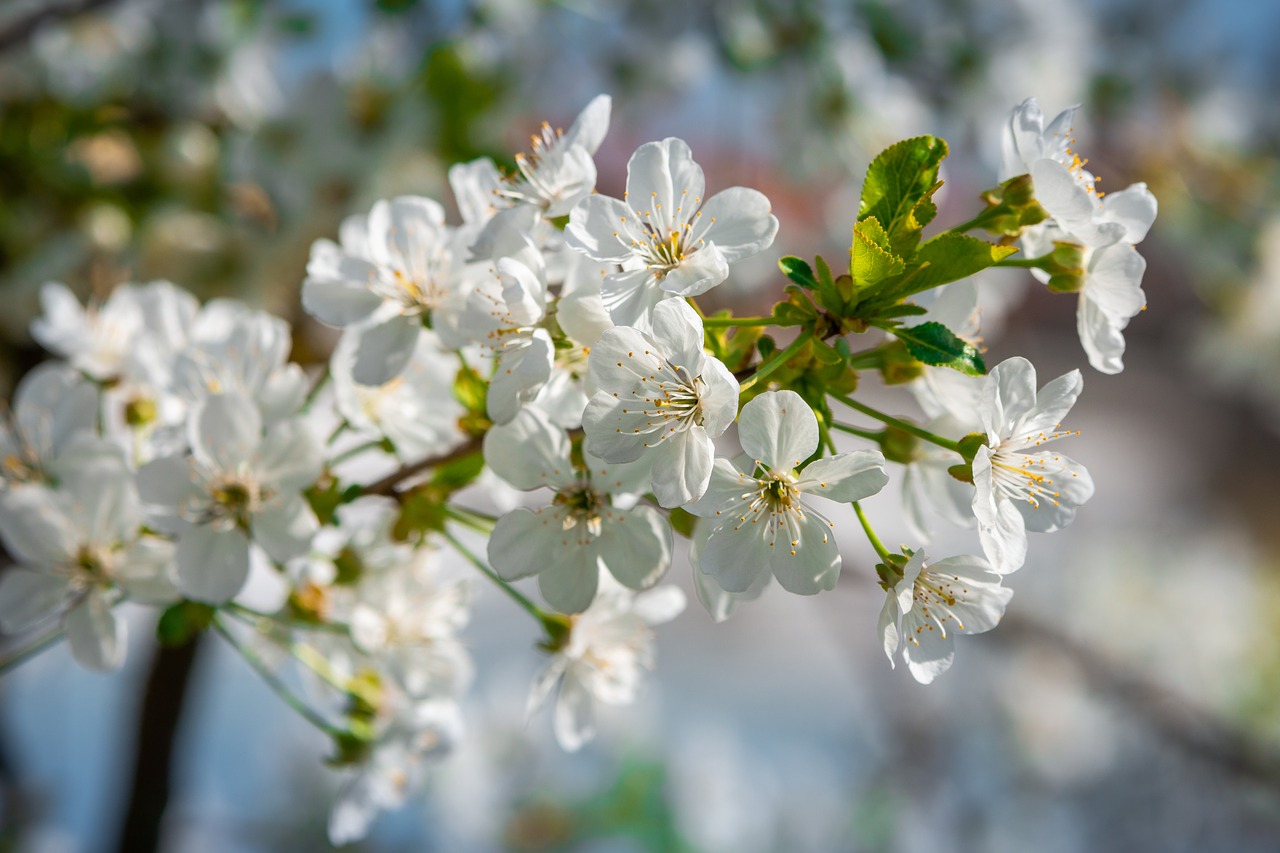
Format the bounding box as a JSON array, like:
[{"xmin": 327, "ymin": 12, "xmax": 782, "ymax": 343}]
[
  {"xmin": 583, "ymin": 298, "xmax": 739, "ymax": 507},
  {"xmin": 900, "ymin": 412, "xmax": 985, "ymax": 543},
  {"xmin": 0, "ymin": 449, "xmax": 176, "ymax": 671},
  {"xmin": 0, "ymin": 362, "xmax": 99, "ymax": 488},
  {"xmin": 171, "ymin": 300, "xmax": 309, "ymax": 424},
  {"xmin": 1022, "ymin": 187, "xmax": 1157, "ymax": 375},
  {"xmin": 971, "ymin": 357, "xmax": 1094, "ymax": 573},
  {"xmin": 331, "ymin": 327, "xmax": 466, "ymax": 461},
  {"xmin": 686, "ymin": 391, "xmax": 889, "ymax": 595},
  {"xmin": 566, "ymin": 137, "xmax": 779, "ymax": 329},
  {"xmin": 328, "ymin": 700, "xmax": 463, "ymax": 846},
  {"xmin": 528, "ymin": 577, "xmax": 685, "ymax": 751},
  {"xmin": 489, "ymin": 94, "xmax": 611, "ymax": 219},
  {"xmin": 137, "ymin": 391, "xmax": 322, "ymax": 602},
  {"xmin": 484, "ymin": 407, "xmax": 672, "ymax": 613},
  {"xmin": 688, "ymin": 520, "xmax": 770, "ymax": 622},
  {"xmin": 346, "ymin": 557, "xmax": 475, "ymax": 702},
  {"xmin": 302, "ymin": 196, "xmax": 486, "ymax": 384},
  {"xmin": 877, "ymin": 550, "xmax": 1012, "ymax": 684}
]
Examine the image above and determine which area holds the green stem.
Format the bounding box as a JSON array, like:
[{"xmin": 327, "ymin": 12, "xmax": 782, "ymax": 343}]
[
  {"xmin": 844, "ymin": 344, "xmax": 892, "ymax": 371},
  {"xmin": 301, "ymin": 367, "xmax": 331, "ymax": 414},
  {"xmin": 445, "ymin": 505, "xmax": 497, "ymax": 533},
  {"xmin": 853, "ymin": 501, "xmax": 892, "ymax": 563},
  {"xmin": 831, "ymin": 421, "xmax": 884, "ymax": 442},
  {"xmin": 816, "ymin": 417, "xmax": 837, "ymax": 456},
  {"xmin": 947, "ymin": 211, "xmax": 994, "ymax": 235},
  {"xmin": 326, "ymin": 421, "xmax": 349, "ymax": 446},
  {"xmin": 329, "ymin": 439, "xmax": 387, "ymax": 467},
  {"xmin": 740, "ymin": 330, "xmax": 813, "ymax": 393},
  {"xmin": 212, "ymin": 615, "xmax": 345, "ymax": 738},
  {"xmin": 830, "ymin": 392, "xmax": 961, "ymax": 453},
  {"xmin": 442, "ymin": 528, "xmax": 549, "ymax": 625},
  {"xmin": 700, "ymin": 315, "xmax": 777, "ymax": 329},
  {"xmin": 0, "ymin": 625, "xmax": 65, "ymax": 676}
]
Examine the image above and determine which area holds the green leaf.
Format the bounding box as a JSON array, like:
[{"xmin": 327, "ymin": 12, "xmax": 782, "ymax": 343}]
[
  {"xmin": 858, "ymin": 135, "xmax": 949, "ymax": 256},
  {"xmin": 851, "ymin": 217, "xmax": 905, "ymax": 289},
  {"xmin": 894, "ymin": 321, "xmax": 986, "ymax": 375},
  {"xmin": 156, "ymin": 601, "xmax": 214, "ymax": 647},
  {"xmin": 778, "ymin": 256, "xmax": 818, "ymax": 290},
  {"xmin": 668, "ymin": 507, "xmax": 697, "ymax": 538},
  {"xmin": 901, "ymin": 233, "xmax": 1018, "ymax": 296},
  {"xmin": 431, "ymin": 451, "xmax": 484, "ymax": 490}
]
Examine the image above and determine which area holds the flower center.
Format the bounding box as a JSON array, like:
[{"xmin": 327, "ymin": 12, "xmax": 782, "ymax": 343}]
[{"xmin": 554, "ymin": 483, "xmax": 606, "ymax": 536}]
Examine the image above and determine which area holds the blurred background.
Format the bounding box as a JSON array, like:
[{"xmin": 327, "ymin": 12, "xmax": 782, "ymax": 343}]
[{"xmin": 2, "ymin": 0, "xmax": 1280, "ymax": 850}]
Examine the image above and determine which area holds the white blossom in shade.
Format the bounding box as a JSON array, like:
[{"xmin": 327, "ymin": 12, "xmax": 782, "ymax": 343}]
[
  {"xmin": 0, "ymin": 362, "xmax": 99, "ymax": 488},
  {"xmin": 0, "ymin": 449, "xmax": 176, "ymax": 671},
  {"xmin": 330, "ymin": 327, "xmax": 465, "ymax": 462},
  {"xmin": 136, "ymin": 391, "xmax": 323, "ymax": 603},
  {"xmin": 971, "ymin": 357, "xmax": 1094, "ymax": 574},
  {"xmin": 877, "ymin": 550, "xmax": 1012, "ymax": 684},
  {"xmin": 528, "ymin": 575, "xmax": 685, "ymax": 751},
  {"xmin": 1021, "ymin": 186, "xmax": 1157, "ymax": 375},
  {"xmin": 686, "ymin": 391, "xmax": 889, "ymax": 596},
  {"xmin": 345, "ymin": 555, "xmax": 475, "ymax": 701},
  {"xmin": 583, "ymin": 298, "xmax": 739, "ymax": 508},
  {"xmin": 171, "ymin": 300, "xmax": 309, "ymax": 424},
  {"xmin": 302, "ymin": 196, "xmax": 487, "ymax": 384},
  {"xmin": 328, "ymin": 700, "xmax": 463, "ymax": 846},
  {"xmin": 565, "ymin": 137, "xmax": 779, "ymax": 330},
  {"xmin": 900, "ymin": 413, "xmax": 984, "ymax": 543},
  {"xmin": 484, "ymin": 407, "xmax": 672, "ymax": 613}
]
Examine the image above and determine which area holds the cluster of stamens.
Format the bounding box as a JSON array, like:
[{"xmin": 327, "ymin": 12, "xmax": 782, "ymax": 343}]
[
  {"xmin": 991, "ymin": 426, "xmax": 1082, "ymax": 510},
  {"xmin": 906, "ymin": 570, "xmax": 971, "ymax": 644},
  {"xmin": 715, "ymin": 468, "xmax": 833, "ymax": 557}
]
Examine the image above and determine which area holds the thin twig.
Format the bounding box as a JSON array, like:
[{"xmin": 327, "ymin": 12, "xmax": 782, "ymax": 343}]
[{"xmin": 359, "ymin": 437, "xmax": 483, "ymax": 498}]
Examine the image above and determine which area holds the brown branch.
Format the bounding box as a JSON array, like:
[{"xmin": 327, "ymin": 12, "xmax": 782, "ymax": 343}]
[
  {"xmin": 0, "ymin": 0, "xmax": 124, "ymax": 53},
  {"xmin": 359, "ymin": 436, "xmax": 483, "ymax": 498}
]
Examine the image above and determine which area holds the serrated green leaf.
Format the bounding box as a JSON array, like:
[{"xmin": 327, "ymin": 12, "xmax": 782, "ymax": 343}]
[
  {"xmin": 778, "ymin": 256, "xmax": 818, "ymax": 290},
  {"xmin": 894, "ymin": 321, "xmax": 986, "ymax": 375},
  {"xmin": 899, "ymin": 233, "xmax": 1018, "ymax": 296},
  {"xmin": 859, "ymin": 136, "xmax": 949, "ymax": 256},
  {"xmin": 851, "ymin": 217, "xmax": 905, "ymax": 290}
]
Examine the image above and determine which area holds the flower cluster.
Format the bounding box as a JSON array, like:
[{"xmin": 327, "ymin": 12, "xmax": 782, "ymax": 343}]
[{"xmin": 0, "ymin": 95, "xmax": 1155, "ymax": 843}]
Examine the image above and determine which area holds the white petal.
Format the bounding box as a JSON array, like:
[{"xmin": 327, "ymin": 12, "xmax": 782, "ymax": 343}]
[
  {"xmin": 649, "ymin": 298, "xmax": 705, "ymax": 371},
  {"xmin": 690, "ymin": 187, "xmax": 778, "ymax": 263},
  {"xmin": 659, "ymin": 243, "xmax": 729, "ymax": 298},
  {"xmin": 448, "ymin": 157, "xmax": 503, "ymax": 227},
  {"xmin": 625, "ymin": 138, "xmax": 705, "ymax": 225},
  {"xmin": 176, "ymin": 524, "xmax": 252, "ymax": 603},
  {"xmin": 796, "ymin": 450, "xmax": 889, "ymax": 503},
  {"xmin": 690, "ymin": 522, "xmax": 769, "ymax": 622},
  {"xmin": 697, "ymin": 356, "xmax": 741, "ymax": 438},
  {"xmin": 684, "ymin": 458, "xmax": 755, "ymax": 519},
  {"xmin": 768, "ymin": 511, "xmax": 841, "ymax": 595},
  {"xmin": 973, "ymin": 449, "xmax": 1028, "ymax": 574},
  {"xmin": 1086, "ymin": 242, "xmax": 1147, "ymax": 321},
  {"xmin": 301, "ymin": 244, "xmax": 384, "ymax": 326},
  {"xmin": 877, "ymin": 593, "xmax": 900, "ymax": 667},
  {"xmin": 565, "ymin": 195, "xmax": 649, "ymax": 264},
  {"xmin": 1077, "ymin": 293, "xmax": 1128, "ymax": 375},
  {"xmin": 1014, "ymin": 370, "xmax": 1083, "ymax": 440},
  {"xmin": 255, "ymin": 418, "xmax": 324, "ymax": 492},
  {"xmin": 351, "ymin": 314, "xmax": 421, "ymax": 386},
  {"xmin": 1016, "ymin": 454, "xmax": 1094, "ymax": 533},
  {"xmin": 190, "ymin": 392, "xmax": 262, "ymax": 473},
  {"xmin": 696, "ymin": 521, "xmax": 770, "ymax": 594},
  {"xmin": 632, "ymin": 585, "xmax": 686, "ymax": 625},
  {"xmin": 483, "ymin": 407, "xmax": 574, "ymax": 491},
  {"xmin": 527, "ymin": 656, "xmax": 569, "ymax": 716},
  {"xmin": 1099, "ymin": 182, "xmax": 1158, "ymax": 244},
  {"xmin": 596, "ymin": 506, "xmax": 672, "ymax": 590},
  {"xmin": 562, "ymin": 94, "xmax": 611, "ymax": 155},
  {"xmin": 135, "ymin": 455, "xmax": 200, "ymax": 531},
  {"xmin": 486, "ymin": 331, "xmax": 554, "ymax": 425},
  {"xmin": 651, "ymin": 429, "xmax": 714, "ymax": 508},
  {"xmin": 901, "ymin": 615, "xmax": 956, "ymax": 684},
  {"xmin": 553, "ymin": 670, "xmax": 596, "ymax": 752},
  {"xmin": 980, "ymin": 357, "xmax": 1037, "ymax": 440},
  {"xmin": 1029, "ymin": 158, "xmax": 1096, "ymax": 230},
  {"xmin": 600, "ymin": 268, "xmax": 665, "ymax": 331},
  {"xmin": 0, "ymin": 485, "xmax": 76, "ymax": 566},
  {"xmin": 537, "ymin": 554, "xmax": 601, "ymax": 614},
  {"xmin": 115, "ymin": 537, "xmax": 179, "ymax": 604},
  {"xmin": 738, "ymin": 390, "xmax": 818, "ymax": 472},
  {"xmin": 65, "ymin": 591, "xmax": 126, "ymax": 672},
  {"xmin": 0, "ymin": 570, "xmax": 67, "ymax": 633},
  {"xmin": 488, "ymin": 507, "xmax": 570, "ymax": 581},
  {"xmin": 253, "ymin": 495, "xmax": 318, "ymax": 563},
  {"xmin": 581, "ymin": 393, "xmax": 649, "ymax": 463}
]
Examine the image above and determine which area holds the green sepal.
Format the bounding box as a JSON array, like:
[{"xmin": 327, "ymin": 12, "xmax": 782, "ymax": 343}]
[
  {"xmin": 880, "ymin": 424, "xmax": 921, "ymax": 465},
  {"xmin": 975, "ymin": 174, "xmax": 1049, "ymax": 236},
  {"xmin": 956, "ymin": 432, "xmax": 988, "ymax": 462},
  {"xmin": 668, "ymin": 506, "xmax": 697, "ymax": 538},
  {"xmin": 156, "ymin": 600, "xmax": 215, "ymax": 647},
  {"xmin": 893, "ymin": 321, "xmax": 986, "ymax": 376}
]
